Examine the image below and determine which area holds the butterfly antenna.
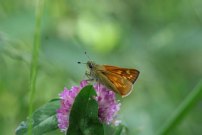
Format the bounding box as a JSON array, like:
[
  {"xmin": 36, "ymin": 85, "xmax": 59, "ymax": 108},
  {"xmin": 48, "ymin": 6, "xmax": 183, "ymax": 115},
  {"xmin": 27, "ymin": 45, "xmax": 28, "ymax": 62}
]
[
  {"xmin": 78, "ymin": 51, "xmax": 91, "ymax": 64},
  {"xmin": 77, "ymin": 61, "xmax": 86, "ymax": 64},
  {"xmin": 85, "ymin": 51, "xmax": 92, "ymax": 61}
]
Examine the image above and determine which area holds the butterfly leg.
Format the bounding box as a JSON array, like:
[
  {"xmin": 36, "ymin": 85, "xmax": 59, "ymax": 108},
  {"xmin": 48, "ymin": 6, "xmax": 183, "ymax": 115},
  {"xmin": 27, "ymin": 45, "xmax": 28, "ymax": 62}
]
[{"xmin": 85, "ymin": 71, "xmax": 94, "ymax": 82}]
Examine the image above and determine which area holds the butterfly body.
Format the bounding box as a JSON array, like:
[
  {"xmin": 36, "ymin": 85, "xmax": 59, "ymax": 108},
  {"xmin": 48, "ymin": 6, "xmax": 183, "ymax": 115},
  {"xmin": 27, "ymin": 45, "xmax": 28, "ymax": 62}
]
[{"xmin": 86, "ymin": 61, "xmax": 139, "ymax": 97}]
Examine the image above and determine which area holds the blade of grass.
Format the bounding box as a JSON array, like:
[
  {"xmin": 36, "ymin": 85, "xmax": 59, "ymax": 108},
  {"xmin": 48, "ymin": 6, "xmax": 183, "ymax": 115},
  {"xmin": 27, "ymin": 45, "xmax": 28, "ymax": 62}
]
[
  {"xmin": 28, "ymin": 0, "xmax": 45, "ymax": 135},
  {"xmin": 157, "ymin": 80, "xmax": 202, "ymax": 135}
]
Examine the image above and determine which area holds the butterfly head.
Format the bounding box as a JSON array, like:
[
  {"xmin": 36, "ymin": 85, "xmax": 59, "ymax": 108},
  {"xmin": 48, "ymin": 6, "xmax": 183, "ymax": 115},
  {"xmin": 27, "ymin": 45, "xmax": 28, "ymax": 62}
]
[{"xmin": 87, "ymin": 61, "xmax": 96, "ymax": 70}]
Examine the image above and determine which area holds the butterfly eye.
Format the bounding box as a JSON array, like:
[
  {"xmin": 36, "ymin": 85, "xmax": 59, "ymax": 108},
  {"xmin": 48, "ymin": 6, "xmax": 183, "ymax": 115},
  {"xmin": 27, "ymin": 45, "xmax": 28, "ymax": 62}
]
[
  {"xmin": 89, "ymin": 63, "xmax": 93, "ymax": 69},
  {"xmin": 87, "ymin": 61, "xmax": 94, "ymax": 69}
]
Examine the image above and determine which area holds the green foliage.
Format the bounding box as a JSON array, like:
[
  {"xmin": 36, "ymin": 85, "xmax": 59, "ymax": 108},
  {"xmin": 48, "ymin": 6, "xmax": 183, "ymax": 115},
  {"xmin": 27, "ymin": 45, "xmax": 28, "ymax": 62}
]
[
  {"xmin": 28, "ymin": 0, "xmax": 45, "ymax": 134},
  {"xmin": 104, "ymin": 124, "xmax": 128, "ymax": 135},
  {"xmin": 157, "ymin": 81, "xmax": 202, "ymax": 135},
  {"xmin": 15, "ymin": 99, "xmax": 60, "ymax": 135},
  {"xmin": 67, "ymin": 85, "xmax": 104, "ymax": 135}
]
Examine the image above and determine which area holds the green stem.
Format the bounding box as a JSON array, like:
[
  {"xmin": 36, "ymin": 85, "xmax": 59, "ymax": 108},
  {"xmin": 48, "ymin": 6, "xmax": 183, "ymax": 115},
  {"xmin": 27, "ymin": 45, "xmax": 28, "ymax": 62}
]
[
  {"xmin": 28, "ymin": 0, "xmax": 44, "ymax": 135},
  {"xmin": 157, "ymin": 80, "xmax": 202, "ymax": 135}
]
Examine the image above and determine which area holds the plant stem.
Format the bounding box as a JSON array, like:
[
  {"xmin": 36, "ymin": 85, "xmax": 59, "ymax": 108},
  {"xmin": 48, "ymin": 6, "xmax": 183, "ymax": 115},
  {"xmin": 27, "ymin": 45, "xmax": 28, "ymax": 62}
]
[
  {"xmin": 157, "ymin": 80, "xmax": 202, "ymax": 135},
  {"xmin": 28, "ymin": 0, "xmax": 44, "ymax": 135}
]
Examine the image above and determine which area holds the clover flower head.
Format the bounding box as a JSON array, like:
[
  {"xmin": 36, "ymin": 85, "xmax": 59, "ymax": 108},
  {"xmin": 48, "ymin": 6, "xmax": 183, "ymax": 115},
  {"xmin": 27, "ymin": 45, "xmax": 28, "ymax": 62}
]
[
  {"xmin": 56, "ymin": 80, "xmax": 88, "ymax": 132},
  {"xmin": 56, "ymin": 80, "xmax": 121, "ymax": 132},
  {"xmin": 94, "ymin": 83, "xmax": 121, "ymax": 125}
]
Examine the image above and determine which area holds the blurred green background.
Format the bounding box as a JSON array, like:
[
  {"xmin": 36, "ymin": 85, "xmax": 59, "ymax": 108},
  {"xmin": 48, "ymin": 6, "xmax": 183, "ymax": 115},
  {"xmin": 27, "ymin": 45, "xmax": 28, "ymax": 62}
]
[{"xmin": 0, "ymin": 0, "xmax": 202, "ymax": 135}]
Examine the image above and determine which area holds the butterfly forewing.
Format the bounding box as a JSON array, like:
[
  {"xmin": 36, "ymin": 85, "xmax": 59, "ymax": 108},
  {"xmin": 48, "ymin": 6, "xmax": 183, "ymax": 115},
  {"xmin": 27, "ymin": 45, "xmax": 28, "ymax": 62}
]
[
  {"xmin": 100, "ymin": 70, "xmax": 133, "ymax": 97},
  {"xmin": 103, "ymin": 65, "xmax": 139, "ymax": 83}
]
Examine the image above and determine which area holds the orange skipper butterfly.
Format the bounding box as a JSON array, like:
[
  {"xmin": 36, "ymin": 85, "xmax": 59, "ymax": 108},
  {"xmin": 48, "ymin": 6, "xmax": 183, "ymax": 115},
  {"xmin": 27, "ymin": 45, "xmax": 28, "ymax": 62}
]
[{"xmin": 79, "ymin": 59, "xmax": 140, "ymax": 97}]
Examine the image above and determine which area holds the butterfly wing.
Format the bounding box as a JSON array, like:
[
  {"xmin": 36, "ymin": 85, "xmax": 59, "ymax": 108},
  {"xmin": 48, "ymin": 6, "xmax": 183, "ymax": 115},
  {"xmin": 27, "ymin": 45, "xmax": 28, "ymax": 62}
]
[
  {"xmin": 97, "ymin": 70, "xmax": 134, "ymax": 97},
  {"xmin": 103, "ymin": 65, "xmax": 140, "ymax": 84}
]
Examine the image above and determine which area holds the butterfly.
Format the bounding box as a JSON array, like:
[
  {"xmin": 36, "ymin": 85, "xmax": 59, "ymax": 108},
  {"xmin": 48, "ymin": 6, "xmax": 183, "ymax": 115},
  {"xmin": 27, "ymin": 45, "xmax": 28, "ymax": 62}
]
[{"xmin": 81, "ymin": 61, "xmax": 140, "ymax": 97}]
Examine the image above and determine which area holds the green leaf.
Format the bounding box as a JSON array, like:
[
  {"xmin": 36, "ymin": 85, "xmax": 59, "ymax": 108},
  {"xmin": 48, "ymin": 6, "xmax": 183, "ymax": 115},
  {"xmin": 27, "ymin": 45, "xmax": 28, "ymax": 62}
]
[
  {"xmin": 104, "ymin": 124, "xmax": 128, "ymax": 135},
  {"xmin": 15, "ymin": 99, "xmax": 60, "ymax": 135},
  {"xmin": 66, "ymin": 85, "xmax": 104, "ymax": 135},
  {"xmin": 114, "ymin": 124, "xmax": 127, "ymax": 135}
]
